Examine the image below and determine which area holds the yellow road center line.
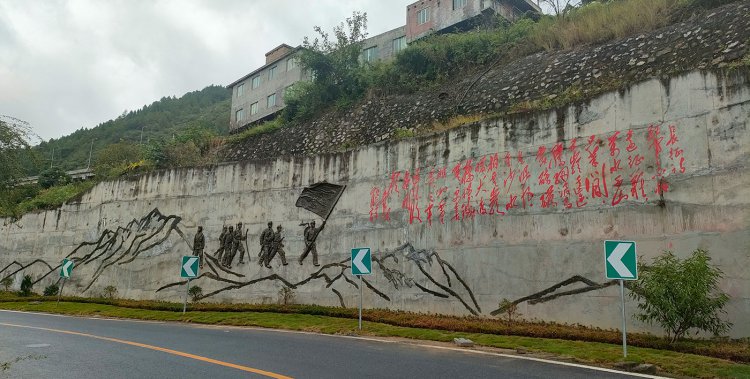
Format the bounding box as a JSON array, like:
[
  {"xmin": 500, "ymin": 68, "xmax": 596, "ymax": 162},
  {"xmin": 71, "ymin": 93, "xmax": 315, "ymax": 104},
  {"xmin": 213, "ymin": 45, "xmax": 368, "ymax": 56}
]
[{"xmin": 0, "ymin": 322, "xmax": 293, "ymax": 379}]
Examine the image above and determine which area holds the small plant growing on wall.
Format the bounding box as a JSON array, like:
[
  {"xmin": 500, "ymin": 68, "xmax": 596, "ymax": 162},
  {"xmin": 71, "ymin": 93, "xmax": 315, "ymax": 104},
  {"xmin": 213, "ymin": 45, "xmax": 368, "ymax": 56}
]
[
  {"xmin": 19, "ymin": 275, "xmax": 33, "ymax": 297},
  {"xmin": 498, "ymin": 298, "xmax": 522, "ymax": 323},
  {"xmin": 1, "ymin": 276, "xmax": 13, "ymax": 292},
  {"xmin": 188, "ymin": 286, "xmax": 203, "ymax": 302},
  {"xmin": 43, "ymin": 284, "xmax": 59, "ymax": 297},
  {"xmin": 278, "ymin": 286, "xmax": 295, "ymax": 306},
  {"xmin": 102, "ymin": 285, "xmax": 118, "ymax": 300},
  {"xmin": 629, "ymin": 249, "xmax": 731, "ymax": 343}
]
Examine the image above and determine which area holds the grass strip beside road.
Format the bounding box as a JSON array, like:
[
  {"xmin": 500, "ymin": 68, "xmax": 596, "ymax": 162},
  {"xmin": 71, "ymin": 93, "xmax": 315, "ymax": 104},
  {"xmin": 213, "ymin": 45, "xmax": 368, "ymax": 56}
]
[{"xmin": 0, "ymin": 301, "xmax": 748, "ymax": 378}]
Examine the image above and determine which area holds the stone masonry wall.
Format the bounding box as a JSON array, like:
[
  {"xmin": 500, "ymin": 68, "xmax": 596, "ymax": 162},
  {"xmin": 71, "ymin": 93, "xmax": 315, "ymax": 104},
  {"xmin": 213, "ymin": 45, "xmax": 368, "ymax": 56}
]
[{"xmin": 224, "ymin": 1, "xmax": 749, "ymax": 162}]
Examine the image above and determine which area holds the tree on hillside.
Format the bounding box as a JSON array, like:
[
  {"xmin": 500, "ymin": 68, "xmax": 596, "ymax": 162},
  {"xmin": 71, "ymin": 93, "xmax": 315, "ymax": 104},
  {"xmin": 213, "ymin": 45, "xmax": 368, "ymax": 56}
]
[
  {"xmin": 93, "ymin": 141, "xmax": 143, "ymax": 178},
  {"xmin": 284, "ymin": 12, "xmax": 369, "ymax": 122},
  {"xmin": 0, "ymin": 115, "xmax": 37, "ymax": 189},
  {"xmin": 29, "ymin": 86, "xmax": 230, "ymax": 174},
  {"xmin": 38, "ymin": 166, "xmax": 72, "ymax": 189},
  {"xmin": 143, "ymin": 126, "xmax": 219, "ymax": 169}
]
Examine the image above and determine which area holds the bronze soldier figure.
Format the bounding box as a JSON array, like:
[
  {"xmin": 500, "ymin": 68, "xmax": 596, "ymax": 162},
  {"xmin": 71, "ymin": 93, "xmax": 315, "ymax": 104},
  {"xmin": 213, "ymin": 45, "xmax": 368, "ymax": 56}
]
[
  {"xmin": 258, "ymin": 222, "xmax": 274, "ymax": 267},
  {"xmin": 264, "ymin": 225, "xmax": 288, "ymax": 268},
  {"xmin": 215, "ymin": 225, "xmax": 228, "ymax": 262},
  {"xmin": 299, "ymin": 220, "xmax": 324, "ymax": 266},
  {"xmin": 222, "ymin": 225, "xmax": 235, "ymax": 267},
  {"xmin": 234, "ymin": 222, "xmax": 248, "ymax": 264},
  {"xmin": 193, "ymin": 226, "xmax": 205, "ymax": 268}
]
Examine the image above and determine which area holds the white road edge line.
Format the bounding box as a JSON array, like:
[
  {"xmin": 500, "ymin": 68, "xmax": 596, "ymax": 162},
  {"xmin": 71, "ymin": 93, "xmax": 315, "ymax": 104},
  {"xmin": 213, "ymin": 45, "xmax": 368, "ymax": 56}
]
[
  {"xmin": 0, "ymin": 309, "xmax": 165, "ymax": 324},
  {"xmin": 1, "ymin": 309, "xmax": 666, "ymax": 378}
]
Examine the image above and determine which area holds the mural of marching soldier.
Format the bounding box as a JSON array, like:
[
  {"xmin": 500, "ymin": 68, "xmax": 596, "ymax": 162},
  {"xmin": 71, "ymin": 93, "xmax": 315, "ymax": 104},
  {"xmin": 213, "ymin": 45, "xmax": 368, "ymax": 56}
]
[
  {"xmin": 215, "ymin": 225, "xmax": 228, "ymax": 263},
  {"xmin": 299, "ymin": 221, "xmax": 323, "ymax": 266},
  {"xmin": 263, "ymin": 225, "xmax": 288, "ymax": 267},
  {"xmin": 234, "ymin": 222, "xmax": 248, "ymax": 264},
  {"xmin": 258, "ymin": 222, "xmax": 274, "ymax": 267},
  {"xmin": 294, "ymin": 182, "xmax": 346, "ymax": 267},
  {"xmin": 222, "ymin": 225, "xmax": 235, "ymax": 268},
  {"xmin": 193, "ymin": 226, "xmax": 205, "ymax": 268}
]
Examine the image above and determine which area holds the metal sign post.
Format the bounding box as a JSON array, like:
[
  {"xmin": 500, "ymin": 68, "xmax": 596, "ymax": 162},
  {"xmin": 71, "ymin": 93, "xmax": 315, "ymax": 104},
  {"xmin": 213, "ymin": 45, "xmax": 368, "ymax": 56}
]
[
  {"xmin": 57, "ymin": 278, "xmax": 65, "ymax": 305},
  {"xmin": 359, "ymin": 275, "xmax": 363, "ymax": 330},
  {"xmin": 180, "ymin": 256, "xmax": 199, "ymax": 314},
  {"xmin": 58, "ymin": 259, "xmax": 74, "ymax": 305},
  {"xmin": 351, "ymin": 248, "xmax": 372, "ymax": 331},
  {"xmin": 183, "ymin": 278, "xmax": 191, "ymax": 314},
  {"xmin": 620, "ymin": 279, "xmax": 627, "ymax": 357},
  {"xmin": 604, "ymin": 240, "xmax": 638, "ymax": 358}
]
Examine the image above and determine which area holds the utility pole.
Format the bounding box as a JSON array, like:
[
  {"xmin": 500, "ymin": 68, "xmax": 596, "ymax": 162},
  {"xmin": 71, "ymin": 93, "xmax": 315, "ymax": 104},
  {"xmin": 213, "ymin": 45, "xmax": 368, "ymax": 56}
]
[
  {"xmin": 140, "ymin": 125, "xmax": 145, "ymax": 145},
  {"xmin": 50, "ymin": 147, "xmax": 54, "ymax": 168},
  {"xmin": 87, "ymin": 140, "xmax": 94, "ymax": 170}
]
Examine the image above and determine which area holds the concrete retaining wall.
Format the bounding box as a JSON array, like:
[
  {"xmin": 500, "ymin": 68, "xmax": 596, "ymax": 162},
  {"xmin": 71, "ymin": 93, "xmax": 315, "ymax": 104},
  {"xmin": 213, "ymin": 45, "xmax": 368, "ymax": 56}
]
[{"xmin": 2, "ymin": 69, "xmax": 748, "ymax": 337}]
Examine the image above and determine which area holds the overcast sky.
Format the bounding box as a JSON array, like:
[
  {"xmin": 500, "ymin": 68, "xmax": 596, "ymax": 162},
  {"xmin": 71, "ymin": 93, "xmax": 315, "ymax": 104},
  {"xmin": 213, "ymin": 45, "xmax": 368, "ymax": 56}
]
[{"xmin": 0, "ymin": 0, "xmax": 417, "ymax": 142}]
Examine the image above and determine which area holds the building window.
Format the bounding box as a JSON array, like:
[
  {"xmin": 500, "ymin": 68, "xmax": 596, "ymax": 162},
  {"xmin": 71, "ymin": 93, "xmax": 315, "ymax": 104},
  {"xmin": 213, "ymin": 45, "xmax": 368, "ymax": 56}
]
[
  {"xmin": 286, "ymin": 57, "xmax": 297, "ymax": 71},
  {"xmin": 236, "ymin": 83, "xmax": 245, "ymax": 97},
  {"xmin": 267, "ymin": 93, "xmax": 276, "ymax": 107},
  {"xmin": 268, "ymin": 65, "xmax": 278, "ymax": 80},
  {"xmin": 453, "ymin": 0, "xmax": 467, "ymax": 10},
  {"xmin": 362, "ymin": 46, "xmax": 378, "ymax": 63},
  {"xmin": 417, "ymin": 7, "xmax": 430, "ymax": 25},
  {"xmin": 235, "ymin": 108, "xmax": 245, "ymax": 122},
  {"xmin": 251, "ymin": 76, "xmax": 260, "ymax": 89},
  {"xmin": 250, "ymin": 102, "xmax": 259, "ymax": 115},
  {"xmin": 392, "ymin": 36, "xmax": 406, "ymax": 53}
]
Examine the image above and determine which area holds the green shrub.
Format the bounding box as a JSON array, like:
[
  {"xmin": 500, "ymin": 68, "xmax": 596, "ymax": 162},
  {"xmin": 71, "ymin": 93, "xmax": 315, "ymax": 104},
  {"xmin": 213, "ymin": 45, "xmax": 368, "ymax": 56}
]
[
  {"xmin": 188, "ymin": 286, "xmax": 203, "ymax": 302},
  {"xmin": 1, "ymin": 276, "xmax": 13, "ymax": 291},
  {"xmin": 629, "ymin": 249, "xmax": 731, "ymax": 343},
  {"xmin": 283, "ymin": 12, "xmax": 369, "ymax": 123},
  {"xmin": 102, "ymin": 285, "xmax": 118, "ymax": 299},
  {"xmin": 38, "ymin": 166, "xmax": 72, "ymax": 189},
  {"xmin": 393, "ymin": 128, "xmax": 415, "ymax": 140},
  {"xmin": 19, "ymin": 275, "xmax": 33, "ymax": 297},
  {"xmin": 385, "ymin": 18, "xmax": 536, "ymax": 89},
  {"xmin": 278, "ymin": 286, "xmax": 295, "ymax": 306},
  {"xmin": 0, "ymin": 184, "xmax": 41, "ymax": 218},
  {"xmin": 498, "ymin": 298, "xmax": 522, "ymax": 323},
  {"xmin": 92, "ymin": 141, "xmax": 143, "ymax": 179},
  {"xmin": 226, "ymin": 117, "xmax": 284, "ymax": 144},
  {"xmin": 43, "ymin": 284, "xmax": 59, "ymax": 296},
  {"xmin": 14, "ymin": 181, "xmax": 95, "ymax": 214},
  {"xmin": 530, "ymin": 0, "xmax": 683, "ymax": 51}
]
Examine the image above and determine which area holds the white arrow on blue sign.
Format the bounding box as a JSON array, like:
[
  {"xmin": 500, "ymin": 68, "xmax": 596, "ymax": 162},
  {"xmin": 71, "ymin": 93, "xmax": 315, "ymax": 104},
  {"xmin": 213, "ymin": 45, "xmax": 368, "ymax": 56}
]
[
  {"xmin": 181, "ymin": 256, "xmax": 200, "ymax": 278},
  {"xmin": 59, "ymin": 259, "xmax": 74, "ymax": 278},
  {"xmin": 351, "ymin": 248, "xmax": 372, "ymax": 275}
]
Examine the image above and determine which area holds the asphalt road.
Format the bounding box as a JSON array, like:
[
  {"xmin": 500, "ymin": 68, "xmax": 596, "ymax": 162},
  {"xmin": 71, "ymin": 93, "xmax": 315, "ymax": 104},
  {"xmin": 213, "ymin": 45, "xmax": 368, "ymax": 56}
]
[{"xmin": 0, "ymin": 310, "xmax": 652, "ymax": 379}]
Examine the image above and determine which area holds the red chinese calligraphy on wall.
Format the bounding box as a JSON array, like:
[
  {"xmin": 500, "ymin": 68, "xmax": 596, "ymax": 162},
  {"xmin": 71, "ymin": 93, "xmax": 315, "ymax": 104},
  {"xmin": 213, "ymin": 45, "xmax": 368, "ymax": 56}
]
[{"xmin": 369, "ymin": 125, "xmax": 689, "ymax": 226}]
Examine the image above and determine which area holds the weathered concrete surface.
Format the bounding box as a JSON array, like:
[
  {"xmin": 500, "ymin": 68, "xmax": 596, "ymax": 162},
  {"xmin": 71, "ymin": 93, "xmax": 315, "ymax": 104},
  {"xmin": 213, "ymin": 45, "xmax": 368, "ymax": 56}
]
[{"xmin": 1, "ymin": 69, "xmax": 749, "ymax": 337}]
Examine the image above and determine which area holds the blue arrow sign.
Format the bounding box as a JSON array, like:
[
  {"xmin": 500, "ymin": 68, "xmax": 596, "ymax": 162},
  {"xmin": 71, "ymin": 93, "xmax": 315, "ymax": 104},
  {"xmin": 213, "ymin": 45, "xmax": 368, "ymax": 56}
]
[
  {"xmin": 59, "ymin": 259, "xmax": 74, "ymax": 278},
  {"xmin": 351, "ymin": 248, "xmax": 372, "ymax": 275}
]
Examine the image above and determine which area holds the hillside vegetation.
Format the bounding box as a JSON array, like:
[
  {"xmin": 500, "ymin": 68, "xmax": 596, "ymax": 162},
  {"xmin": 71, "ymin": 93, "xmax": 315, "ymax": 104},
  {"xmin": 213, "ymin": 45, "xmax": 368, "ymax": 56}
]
[
  {"xmin": 31, "ymin": 85, "xmax": 230, "ymax": 173},
  {"xmin": 278, "ymin": 0, "xmax": 738, "ymax": 126}
]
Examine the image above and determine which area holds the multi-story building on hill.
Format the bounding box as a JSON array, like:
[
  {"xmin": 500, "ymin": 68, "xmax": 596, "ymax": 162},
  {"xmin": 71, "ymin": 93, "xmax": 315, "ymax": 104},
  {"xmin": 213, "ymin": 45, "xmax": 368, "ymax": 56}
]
[
  {"xmin": 406, "ymin": 0, "xmax": 539, "ymax": 41},
  {"xmin": 228, "ymin": 0, "xmax": 540, "ymax": 132},
  {"xmin": 228, "ymin": 44, "xmax": 308, "ymax": 130}
]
